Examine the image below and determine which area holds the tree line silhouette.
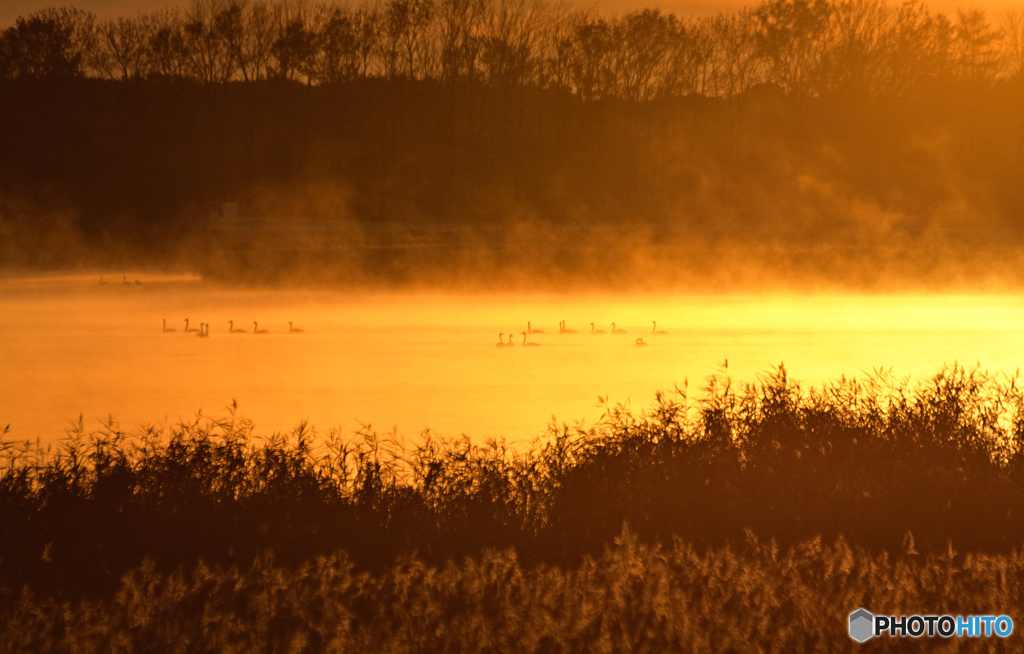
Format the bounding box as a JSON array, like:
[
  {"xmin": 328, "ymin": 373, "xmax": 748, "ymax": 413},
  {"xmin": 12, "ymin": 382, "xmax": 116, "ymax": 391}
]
[{"xmin": 2, "ymin": 0, "xmax": 1023, "ymax": 98}]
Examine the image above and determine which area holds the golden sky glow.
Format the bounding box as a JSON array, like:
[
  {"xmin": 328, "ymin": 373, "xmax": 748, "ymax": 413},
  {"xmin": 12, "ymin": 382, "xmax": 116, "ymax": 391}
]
[{"xmin": 2, "ymin": 0, "xmax": 1023, "ymax": 26}]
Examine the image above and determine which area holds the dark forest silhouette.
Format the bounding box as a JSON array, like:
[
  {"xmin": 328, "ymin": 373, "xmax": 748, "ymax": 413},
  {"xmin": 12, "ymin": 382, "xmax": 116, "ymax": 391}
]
[{"xmin": 1, "ymin": 1, "xmax": 1023, "ymax": 287}]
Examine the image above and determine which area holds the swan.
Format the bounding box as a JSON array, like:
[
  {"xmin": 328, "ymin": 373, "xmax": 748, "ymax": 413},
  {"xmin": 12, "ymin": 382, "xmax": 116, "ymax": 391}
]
[
  {"xmin": 253, "ymin": 322, "xmax": 269, "ymax": 334},
  {"xmin": 635, "ymin": 337, "xmax": 647, "ymax": 346},
  {"xmin": 162, "ymin": 319, "xmax": 176, "ymax": 333},
  {"xmin": 99, "ymin": 276, "xmax": 108, "ymax": 284},
  {"xmin": 184, "ymin": 318, "xmax": 200, "ymax": 333},
  {"xmin": 560, "ymin": 320, "xmax": 577, "ymax": 334},
  {"xmin": 288, "ymin": 321, "xmax": 304, "ymax": 333},
  {"xmin": 506, "ymin": 333, "xmax": 515, "ymax": 346},
  {"xmin": 135, "ymin": 279, "xmax": 142, "ymax": 285},
  {"xmin": 496, "ymin": 333, "xmax": 506, "ymax": 347},
  {"xmin": 229, "ymin": 321, "xmax": 247, "ymax": 334},
  {"xmin": 522, "ymin": 332, "xmax": 541, "ymax": 346},
  {"xmin": 528, "ymin": 322, "xmax": 544, "ymax": 334},
  {"xmin": 589, "ymin": 322, "xmax": 606, "ymax": 335},
  {"xmin": 652, "ymin": 321, "xmax": 668, "ymax": 334},
  {"xmin": 611, "ymin": 323, "xmax": 627, "ymax": 334},
  {"xmin": 197, "ymin": 323, "xmax": 210, "ymax": 338},
  {"xmin": 123, "ymin": 276, "xmax": 130, "ymax": 285}
]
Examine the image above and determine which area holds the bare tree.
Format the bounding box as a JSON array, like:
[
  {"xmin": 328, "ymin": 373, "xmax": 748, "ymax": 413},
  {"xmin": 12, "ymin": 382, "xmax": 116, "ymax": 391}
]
[
  {"xmin": 753, "ymin": 0, "xmax": 830, "ymax": 95},
  {"xmin": 477, "ymin": 0, "xmax": 542, "ymax": 86},
  {"xmin": 436, "ymin": 0, "xmax": 485, "ymax": 82},
  {"xmin": 815, "ymin": 0, "xmax": 888, "ymax": 96},
  {"xmin": 381, "ymin": 0, "xmax": 436, "ymax": 79},
  {"xmin": 610, "ymin": 10, "xmax": 673, "ymax": 100},
  {"xmin": 96, "ymin": 15, "xmax": 154, "ymax": 80},
  {"xmin": 307, "ymin": 4, "xmax": 363, "ymax": 83},
  {"xmin": 951, "ymin": 8, "xmax": 1000, "ymax": 83},
  {"xmin": 148, "ymin": 9, "xmax": 189, "ymax": 79},
  {"xmin": 708, "ymin": 10, "xmax": 763, "ymax": 97},
  {"xmin": 533, "ymin": 3, "xmax": 585, "ymax": 90},
  {"xmin": 181, "ymin": 0, "xmax": 238, "ymax": 83},
  {"xmin": 1000, "ymin": 9, "xmax": 1024, "ymax": 80}
]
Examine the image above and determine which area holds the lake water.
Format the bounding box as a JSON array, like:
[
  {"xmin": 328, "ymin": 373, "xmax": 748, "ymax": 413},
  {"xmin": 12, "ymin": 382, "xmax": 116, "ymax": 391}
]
[{"xmin": 3, "ymin": 275, "xmax": 1024, "ymax": 444}]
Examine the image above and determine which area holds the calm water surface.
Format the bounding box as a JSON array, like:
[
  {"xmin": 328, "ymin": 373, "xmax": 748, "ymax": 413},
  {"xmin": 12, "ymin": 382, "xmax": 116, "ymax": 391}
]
[{"xmin": 3, "ymin": 275, "xmax": 1024, "ymax": 444}]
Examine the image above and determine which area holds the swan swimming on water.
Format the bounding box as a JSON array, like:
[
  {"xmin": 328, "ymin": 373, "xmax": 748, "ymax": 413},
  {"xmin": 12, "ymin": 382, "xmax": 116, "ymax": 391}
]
[
  {"xmin": 635, "ymin": 337, "xmax": 647, "ymax": 346},
  {"xmin": 496, "ymin": 333, "xmax": 506, "ymax": 347},
  {"xmin": 611, "ymin": 323, "xmax": 627, "ymax": 334},
  {"xmin": 253, "ymin": 322, "xmax": 269, "ymax": 334},
  {"xmin": 197, "ymin": 323, "xmax": 210, "ymax": 338},
  {"xmin": 184, "ymin": 318, "xmax": 200, "ymax": 333},
  {"xmin": 522, "ymin": 332, "xmax": 541, "ymax": 346},
  {"xmin": 652, "ymin": 321, "xmax": 668, "ymax": 334},
  {"xmin": 162, "ymin": 319, "xmax": 176, "ymax": 333},
  {"xmin": 590, "ymin": 322, "xmax": 606, "ymax": 334},
  {"xmin": 506, "ymin": 333, "xmax": 515, "ymax": 346},
  {"xmin": 560, "ymin": 320, "xmax": 577, "ymax": 334},
  {"xmin": 229, "ymin": 321, "xmax": 246, "ymax": 333},
  {"xmin": 288, "ymin": 321, "xmax": 304, "ymax": 333},
  {"xmin": 527, "ymin": 322, "xmax": 544, "ymax": 334}
]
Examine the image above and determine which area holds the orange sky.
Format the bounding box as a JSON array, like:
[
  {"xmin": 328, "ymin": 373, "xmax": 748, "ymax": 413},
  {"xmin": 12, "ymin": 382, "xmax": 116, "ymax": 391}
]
[{"xmin": 1, "ymin": 0, "xmax": 1022, "ymax": 26}]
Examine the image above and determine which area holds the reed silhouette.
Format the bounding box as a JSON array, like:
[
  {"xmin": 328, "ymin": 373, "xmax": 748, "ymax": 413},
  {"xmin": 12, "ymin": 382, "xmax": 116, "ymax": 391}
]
[
  {"xmin": 3, "ymin": 529, "xmax": 1022, "ymax": 652},
  {"xmin": 3, "ymin": 364, "xmax": 1024, "ymax": 603}
]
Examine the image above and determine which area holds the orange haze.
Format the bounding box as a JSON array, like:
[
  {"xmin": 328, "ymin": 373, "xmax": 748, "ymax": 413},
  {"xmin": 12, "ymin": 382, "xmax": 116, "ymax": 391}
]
[{"xmin": 2, "ymin": 0, "xmax": 1022, "ymax": 26}]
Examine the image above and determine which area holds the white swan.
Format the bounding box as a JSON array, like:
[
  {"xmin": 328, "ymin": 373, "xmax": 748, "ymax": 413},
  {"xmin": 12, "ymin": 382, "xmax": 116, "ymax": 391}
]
[
  {"xmin": 197, "ymin": 323, "xmax": 210, "ymax": 338},
  {"xmin": 162, "ymin": 319, "xmax": 176, "ymax": 333},
  {"xmin": 522, "ymin": 332, "xmax": 541, "ymax": 346},
  {"xmin": 528, "ymin": 322, "xmax": 544, "ymax": 334},
  {"xmin": 652, "ymin": 321, "xmax": 668, "ymax": 334},
  {"xmin": 611, "ymin": 323, "xmax": 627, "ymax": 334},
  {"xmin": 496, "ymin": 333, "xmax": 506, "ymax": 347},
  {"xmin": 184, "ymin": 318, "xmax": 200, "ymax": 333},
  {"xmin": 506, "ymin": 333, "xmax": 515, "ymax": 346},
  {"xmin": 253, "ymin": 322, "xmax": 269, "ymax": 334},
  {"xmin": 288, "ymin": 321, "xmax": 304, "ymax": 333},
  {"xmin": 590, "ymin": 322, "xmax": 606, "ymax": 334},
  {"xmin": 229, "ymin": 321, "xmax": 247, "ymax": 334},
  {"xmin": 635, "ymin": 337, "xmax": 647, "ymax": 346},
  {"xmin": 560, "ymin": 320, "xmax": 577, "ymax": 334}
]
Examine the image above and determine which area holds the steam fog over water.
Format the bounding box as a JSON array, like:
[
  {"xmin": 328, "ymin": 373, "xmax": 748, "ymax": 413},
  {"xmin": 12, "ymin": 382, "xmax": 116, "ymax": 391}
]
[{"xmin": 3, "ymin": 275, "xmax": 1024, "ymax": 444}]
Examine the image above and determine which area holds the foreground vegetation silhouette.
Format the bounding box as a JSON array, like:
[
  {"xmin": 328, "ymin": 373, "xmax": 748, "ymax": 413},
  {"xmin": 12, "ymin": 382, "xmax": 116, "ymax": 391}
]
[
  {"xmin": 4, "ymin": 363, "xmax": 1024, "ymax": 602},
  {"xmin": 5, "ymin": 531, "xmax": 1024, "ymax": 652}
]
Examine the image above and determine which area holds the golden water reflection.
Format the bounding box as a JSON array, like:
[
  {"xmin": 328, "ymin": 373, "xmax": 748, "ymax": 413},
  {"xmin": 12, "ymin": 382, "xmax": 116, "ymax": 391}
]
[{"xmin": 2, "ymin": 276, "xmax": 1024, "ymax": 444}]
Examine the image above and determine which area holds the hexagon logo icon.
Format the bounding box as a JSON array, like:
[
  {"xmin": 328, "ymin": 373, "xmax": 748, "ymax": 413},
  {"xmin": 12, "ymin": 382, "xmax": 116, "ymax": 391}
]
[{"xmin": 849, "ymin": 608, "xmax": 874, "ymax": 643}]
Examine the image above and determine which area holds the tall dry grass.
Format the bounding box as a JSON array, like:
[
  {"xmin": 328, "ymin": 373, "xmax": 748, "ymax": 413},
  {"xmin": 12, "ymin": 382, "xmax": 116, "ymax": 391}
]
[
  {"xmin": 4, "ymin": 363, "xmax": 1024, "ymax": 601},
  {"xmin": 3, "ymin": 530, "xmax": 1023, "ymax": 652}
]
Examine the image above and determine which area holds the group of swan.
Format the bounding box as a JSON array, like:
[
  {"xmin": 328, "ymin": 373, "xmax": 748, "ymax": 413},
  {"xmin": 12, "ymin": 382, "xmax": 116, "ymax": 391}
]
[
  {"xmin": 498, "ymin": 321, "xmax": 668, "ymax": 347},
  {"xmin": 163, "ymin": 319, "xmax": 304, "ymax": 335},
  {"xmin": 99, "ymin": 276, "xmax": 141, "ymax": 285},
  {"xmin": 496, "ymin": 332, "xmax": 542, "ymax": 347}
]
